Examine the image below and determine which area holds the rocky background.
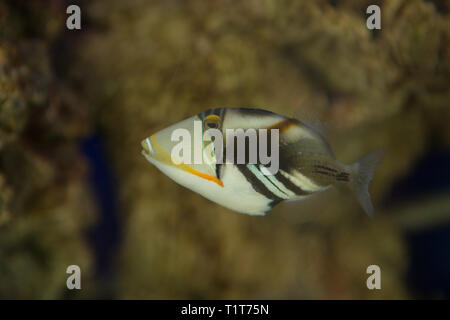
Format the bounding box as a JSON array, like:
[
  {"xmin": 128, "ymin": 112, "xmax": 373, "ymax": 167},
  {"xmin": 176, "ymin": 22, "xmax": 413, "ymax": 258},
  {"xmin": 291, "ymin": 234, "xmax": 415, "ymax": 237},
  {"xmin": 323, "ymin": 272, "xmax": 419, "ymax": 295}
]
[{"xmin": 0, "ymin": 0, "xmax": 449, "ymax": 299}]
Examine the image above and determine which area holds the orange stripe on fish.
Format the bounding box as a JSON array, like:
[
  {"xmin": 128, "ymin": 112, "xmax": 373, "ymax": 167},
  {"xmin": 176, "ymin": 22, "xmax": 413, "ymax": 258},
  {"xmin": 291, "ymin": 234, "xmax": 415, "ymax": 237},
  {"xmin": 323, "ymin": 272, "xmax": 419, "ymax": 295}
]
[
  {"xmin": 184, "ymin": 166, "xmax": 224, "ymax": 187},
  {"xmin": 149, "ymin": 136, "xmax": 224, "ymax": 188},
  {"xmin": 267, "ymin": 119, "xmax": 298, "ymax": 134}
]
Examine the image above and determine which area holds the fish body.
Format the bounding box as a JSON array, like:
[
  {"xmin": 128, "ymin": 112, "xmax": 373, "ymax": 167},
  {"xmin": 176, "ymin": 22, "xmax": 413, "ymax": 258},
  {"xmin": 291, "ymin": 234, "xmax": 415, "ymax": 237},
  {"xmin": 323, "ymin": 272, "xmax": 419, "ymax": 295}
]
[{"xmin": 141, "ymin": 108, "xmax": 383, "ymax": 217}]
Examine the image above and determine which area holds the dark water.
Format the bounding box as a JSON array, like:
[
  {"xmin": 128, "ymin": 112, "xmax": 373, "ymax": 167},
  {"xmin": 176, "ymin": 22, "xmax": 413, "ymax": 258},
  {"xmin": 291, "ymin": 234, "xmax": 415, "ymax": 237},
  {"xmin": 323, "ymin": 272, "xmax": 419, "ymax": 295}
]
[
  {"xmin": 80, "ymin": 134, "xmax": 121, "ymax": 297},
  {"xmin": 387, "ymin": 150, "xmax": 450, "ymax": 298}
]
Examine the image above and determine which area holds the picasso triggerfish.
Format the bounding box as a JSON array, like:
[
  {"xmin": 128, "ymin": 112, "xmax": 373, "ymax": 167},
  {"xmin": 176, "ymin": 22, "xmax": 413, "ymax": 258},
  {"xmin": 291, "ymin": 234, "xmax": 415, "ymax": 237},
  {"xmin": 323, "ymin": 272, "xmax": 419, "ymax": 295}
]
[{"xmin": 141, "ymin": 108, "xmax": 383, "ymax": 217}]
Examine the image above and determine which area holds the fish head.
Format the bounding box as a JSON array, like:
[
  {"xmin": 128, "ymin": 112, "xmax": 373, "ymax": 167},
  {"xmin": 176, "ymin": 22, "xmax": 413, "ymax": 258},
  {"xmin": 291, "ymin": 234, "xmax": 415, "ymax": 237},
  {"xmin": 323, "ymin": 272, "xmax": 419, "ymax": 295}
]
[{"xmin": 141, "ymin": 111, "xmax": 224, "ymax": 188}]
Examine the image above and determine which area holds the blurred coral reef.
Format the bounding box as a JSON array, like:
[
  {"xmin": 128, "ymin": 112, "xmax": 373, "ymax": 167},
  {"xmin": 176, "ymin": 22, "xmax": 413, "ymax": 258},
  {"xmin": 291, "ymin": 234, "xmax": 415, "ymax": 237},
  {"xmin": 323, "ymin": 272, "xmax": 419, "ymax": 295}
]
[
  {"xmin": 0, "ymin": 0, "xmax": 449, "ymax": 299},
  {"xmin": 0, "ymin": 0, "xmax": 94, "ymax": 298}
]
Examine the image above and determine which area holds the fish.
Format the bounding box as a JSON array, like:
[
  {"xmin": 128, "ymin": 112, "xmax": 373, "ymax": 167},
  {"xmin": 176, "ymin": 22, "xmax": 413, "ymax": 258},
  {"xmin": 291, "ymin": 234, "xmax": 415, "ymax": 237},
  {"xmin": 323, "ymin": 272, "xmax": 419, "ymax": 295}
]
[{"xmin": 141, "ymin": 107, "xmax": 383, "ymax": 217}]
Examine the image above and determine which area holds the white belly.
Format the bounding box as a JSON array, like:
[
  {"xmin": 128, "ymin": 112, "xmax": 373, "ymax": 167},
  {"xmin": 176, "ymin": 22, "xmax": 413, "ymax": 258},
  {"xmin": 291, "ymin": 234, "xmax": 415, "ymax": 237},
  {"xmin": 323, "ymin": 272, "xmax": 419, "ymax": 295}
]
[{"xmin": 149, "ymin": 159, "xmax": 272, "ymax": 215}]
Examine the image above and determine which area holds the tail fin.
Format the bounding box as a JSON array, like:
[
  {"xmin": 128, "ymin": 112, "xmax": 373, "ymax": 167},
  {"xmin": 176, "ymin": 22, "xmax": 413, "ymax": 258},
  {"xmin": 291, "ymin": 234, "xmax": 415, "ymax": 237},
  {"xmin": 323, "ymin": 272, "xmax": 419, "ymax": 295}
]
[{"xmin": 348, "ymin": 149, "xmax": 384, "ymax": 218}]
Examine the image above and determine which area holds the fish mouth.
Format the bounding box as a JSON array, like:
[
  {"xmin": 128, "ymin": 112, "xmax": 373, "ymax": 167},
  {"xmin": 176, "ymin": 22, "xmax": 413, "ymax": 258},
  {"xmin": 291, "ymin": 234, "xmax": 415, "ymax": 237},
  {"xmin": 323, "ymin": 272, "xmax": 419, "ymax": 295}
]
[
  {"xmin": 141, "ymin": 137, "xmax": 155, "ymax": 159},
  {"xmin": 141, "ymin": 134, "xmax": 224, "ymax": 188}
]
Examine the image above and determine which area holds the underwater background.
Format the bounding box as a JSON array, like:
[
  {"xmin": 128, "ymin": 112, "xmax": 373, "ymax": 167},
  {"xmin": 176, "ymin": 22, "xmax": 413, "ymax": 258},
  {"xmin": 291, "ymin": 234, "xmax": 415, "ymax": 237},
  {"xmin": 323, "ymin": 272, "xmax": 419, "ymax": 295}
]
[{"xmin": 0, "ymin": 0, "xmax": 449, "ymax": 299}]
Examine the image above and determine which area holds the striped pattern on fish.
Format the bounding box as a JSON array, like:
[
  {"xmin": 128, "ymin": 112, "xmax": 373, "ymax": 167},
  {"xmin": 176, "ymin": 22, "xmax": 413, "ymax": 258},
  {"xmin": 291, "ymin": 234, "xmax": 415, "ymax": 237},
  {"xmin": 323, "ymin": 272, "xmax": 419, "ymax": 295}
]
[{"xmin": 141, "ymin": 107, "xmax": 383, "ymax": 217}]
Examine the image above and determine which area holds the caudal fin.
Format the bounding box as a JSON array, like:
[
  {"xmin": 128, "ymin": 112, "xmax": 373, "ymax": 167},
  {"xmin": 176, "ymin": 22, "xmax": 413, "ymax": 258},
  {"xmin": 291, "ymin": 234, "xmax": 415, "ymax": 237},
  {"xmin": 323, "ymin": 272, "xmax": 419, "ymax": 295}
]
[{"xmin": 349, "ymin": 149, "xmax": 384, "ymax": 218}]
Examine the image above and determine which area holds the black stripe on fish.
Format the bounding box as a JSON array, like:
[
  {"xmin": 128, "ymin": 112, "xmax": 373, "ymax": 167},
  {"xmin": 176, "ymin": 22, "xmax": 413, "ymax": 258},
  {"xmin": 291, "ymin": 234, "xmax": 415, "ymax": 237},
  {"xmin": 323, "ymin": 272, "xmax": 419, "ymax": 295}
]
[
  {"xmin": 336, "ymin": 172, "xmax": 349, "ymax": 182},
  {"xmin": 274, "ymin": 170, "xmax": 311, "ymax": 196},
  {"xmin": 313, "ymin": 170, "xmax": 335, "ymax": 177},
  {"xmin": 315, "ymin": 165, "xmax": 338, "ymax": 173},
  {"xmin": 236, "ymin": 164, "xmax": 284, "ymax": 202},
  {"xmin": 313, "ymin": 169, "xmax": 349, "ymax": 182},
  {"xmin": 219, "ymin": 108, "xmax": 226, "ymax": 121},
  {"xmin": 223, "ymin": 133, "xmax": 258, "ymax": 165},
  {"xmin": 337, "ymin": 172, "xmax": 349, "ymax": 177},
  {"xmin": 255, "ymin": 165, "xmax": 289, "ymax": 199},
  {"xmin": 215, "ymin": 163, "xmax": 223, "ymax": 180},
  {"xmin": 235, "ymin": 108, "xmax": 278, "ymax": 117}
]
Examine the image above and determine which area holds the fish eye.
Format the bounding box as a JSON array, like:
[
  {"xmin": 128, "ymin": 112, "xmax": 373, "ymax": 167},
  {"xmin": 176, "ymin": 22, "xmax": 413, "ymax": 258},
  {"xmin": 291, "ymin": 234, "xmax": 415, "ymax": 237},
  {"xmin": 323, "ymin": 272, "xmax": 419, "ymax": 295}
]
[{"xmin": 204, "ymin": 115, "xmax": 221, "ymax": 130}]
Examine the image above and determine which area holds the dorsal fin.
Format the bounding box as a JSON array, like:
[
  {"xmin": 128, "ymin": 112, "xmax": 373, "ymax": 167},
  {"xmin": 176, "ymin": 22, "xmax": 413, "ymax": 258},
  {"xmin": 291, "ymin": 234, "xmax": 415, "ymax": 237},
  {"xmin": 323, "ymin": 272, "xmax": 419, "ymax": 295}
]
[
  {"xmin": 291, "ymin": 107, "xmax": 334, "ymax": 138},
  {"xmin": 300, "ymin": 116, "xmax": 327, "ymax": 138},
  {"xmin": 268, "ymin": 118, "xmax": 336, "ymax": 158}
]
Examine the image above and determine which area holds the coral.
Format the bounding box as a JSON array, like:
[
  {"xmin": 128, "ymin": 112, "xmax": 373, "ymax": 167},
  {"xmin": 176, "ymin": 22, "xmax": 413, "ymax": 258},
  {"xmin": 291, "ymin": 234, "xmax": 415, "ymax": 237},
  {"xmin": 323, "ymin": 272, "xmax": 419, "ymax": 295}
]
[{"xmin": 0, "ymin": 0, "xmax": 95, "ymax": 298}]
